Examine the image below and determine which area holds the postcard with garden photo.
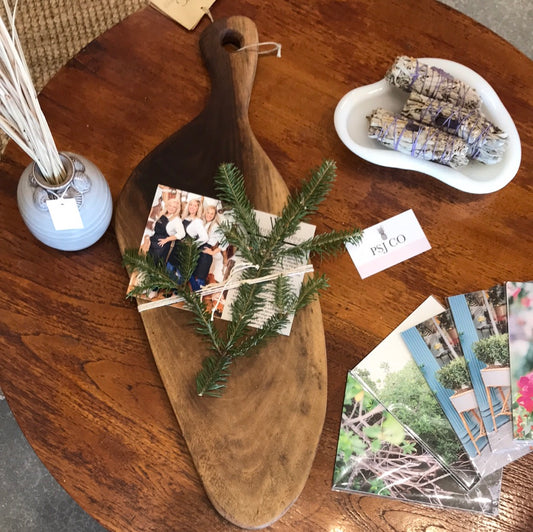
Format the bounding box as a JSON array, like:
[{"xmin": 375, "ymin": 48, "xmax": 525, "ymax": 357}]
[
  {"xmin": 448, "ymin": 286, "xmax": 531, "ymax": 464},
  {"xmin": 401, "ymin": 309, "xmax": 508, "ymax": 478},
  {"xmin": 507, "ymin": 281, "xmax": 533, "ymax": 442},
  {"xmin": 352, "ymin": 296, "xmax": 481, "ymax": 490},
  {"xmin": 333, "ymin": 372, "xmax": 502, "ymax": 515}
]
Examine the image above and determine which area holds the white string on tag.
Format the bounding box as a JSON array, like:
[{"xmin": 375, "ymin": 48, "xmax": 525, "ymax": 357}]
[
  {"xmin": 235, "ymin": 41, "xmax": 282, "ymax": 58},
  {"xmin": 49, "ymin": 187, "xmax": 67, "ymax": 201},
  {"xmin": 200, "ymin": 6, "xmax": 213, "ymax": 22}
]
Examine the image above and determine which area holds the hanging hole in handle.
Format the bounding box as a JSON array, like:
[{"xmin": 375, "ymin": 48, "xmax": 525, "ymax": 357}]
[{"xmin": 221, "ymin": 29, "xmax": 244, "ymax": 53}]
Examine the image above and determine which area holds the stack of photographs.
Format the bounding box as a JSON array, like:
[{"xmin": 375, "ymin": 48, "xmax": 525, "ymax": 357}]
[
  {"xmin": 334, "ymin": 286, "xmax": 532, "ymax": 515},
  {"xmin": 333, "ymin": 373, "xmax": 502, "ymax": 515},
  {"xmin": 446, "ymin": 286, "xmax": 531, "ymax": 465},
  {"xmin": 351, "ymin": 297, "xmax": 481, "ymax": 491},
  {"xmin": 126, "ymin": 184, "xmax": 315, "ymax": 336}
]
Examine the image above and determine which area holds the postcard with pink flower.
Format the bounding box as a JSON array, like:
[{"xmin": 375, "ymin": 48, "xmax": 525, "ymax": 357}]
[{"xmin": 507, "ymin": 281, "xmax": 533, "ymax": 442}]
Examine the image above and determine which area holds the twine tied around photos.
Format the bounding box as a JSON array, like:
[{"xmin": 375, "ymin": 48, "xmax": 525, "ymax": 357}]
[
  {"xmin": 208, "ymin": 261, "xmax": 259, "ymax": 321},
  {"xmin": 136, "ymin": 262, "xmax": 314, "ymax": 317},
  {"xmin": 204, "ymin": 260, "xmax": 312, "ymax": 321}
]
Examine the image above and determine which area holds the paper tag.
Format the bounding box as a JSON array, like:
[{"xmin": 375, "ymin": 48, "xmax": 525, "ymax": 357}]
[
  {"xmin": 46, "ymin": 198, "xmax": 84, "ymax": 231},
  {"xmin": 347, "ymin": 209, "xmax": 430, "ymax": 279},
  {"xmin": 150, "ymin": 0, "xmax": 216, "ymax": 30}
]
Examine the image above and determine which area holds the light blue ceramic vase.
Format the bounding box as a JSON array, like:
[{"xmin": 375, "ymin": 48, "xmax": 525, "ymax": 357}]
[{"xmin": 17, "ymin": 152, "xmax": 113, "ymax": 251}]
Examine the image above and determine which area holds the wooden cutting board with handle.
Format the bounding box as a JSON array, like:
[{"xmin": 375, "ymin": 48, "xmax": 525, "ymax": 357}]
[{"xmin": 115, "ymin": 16, "xmax": 327, "ymax": 529}]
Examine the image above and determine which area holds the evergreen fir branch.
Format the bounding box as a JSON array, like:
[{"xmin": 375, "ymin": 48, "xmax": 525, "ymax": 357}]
[
  {"xmin": 293, "ymin": 159, "xmax": 337, "ymax": 216},
  {"xmin": 123, "ymin": 249, "xmax": 180, "ymax": 297},
  {"xmin": 123, "ymin": 247, "xmax": 166, "ymax": 277},
  {"xmin": 231, "ymin": 312, "xmax": 291, "ymax": 358},
  {"xmin": 179, "ymin": 288, "xmax": 225, "ymax": 356},
  {"xmin": 273, "ymin": 274, "xmax": 297, "ymax": 312},
  {"xmin": 173, "ymin": 236, "xmax": 202, "ymax": 284},
  {"xmin": 124, "ymin": 247, "xmax": 227, "ymax": 363},
  {"xmin": 278, "ymin": 228, "xmax": 363, "ymax": 261},
  {"xmin": 216, "ymin": 219, "xmax": 242, "ymax": 248},
  {"xmin": 214, "ymin": 163, "xmax": 262, "ymax": 253},
  {"xmin": 262, "ymin": 160, "xmax": 337, "ymax": 257},
  {"xmin": 224, "ymin": 279, "xmax": 269, "ymax": 352},
  {"xmin": 196, "ymin": 311, "xmax": 289, "ymax": 396},
  {"xmin": 123, "ymin": 159, "xmax": 362, "ymax": 398},
  {"xmin": 293, "ymin": 274, "xmax": 329, "ymax": 312},
  {"xmin": 217, "ymin": 219, "xmax": 259, "ymax": 265},
  {"xmin": 196, "ymin": 354, "xmax": 233, "ymax": 397}
]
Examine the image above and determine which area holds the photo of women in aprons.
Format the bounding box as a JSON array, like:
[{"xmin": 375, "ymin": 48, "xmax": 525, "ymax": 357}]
[
  {"xmin": 192, "ymin": 202, "xmax": 228, "ymax": 290},
  {"xmin": 166, "ymin": 194, "xmax": 208, "ymax": 288},
  {"xmin": 148, "ymin": 196, "xmax": 185, "ymax": 274}
]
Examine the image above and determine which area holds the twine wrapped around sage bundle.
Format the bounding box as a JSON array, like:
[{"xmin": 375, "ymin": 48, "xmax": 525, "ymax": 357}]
[
  {"xmin": 402, "ymin": 92, "xmax": 508, "ymax": 164},
  {"xmin": 386, "ymin": 56, "xmax": 482, "ymax": 110},
  {"xmin": 368, "ymin": 107, "xmax": 469, "ymax": 168}
]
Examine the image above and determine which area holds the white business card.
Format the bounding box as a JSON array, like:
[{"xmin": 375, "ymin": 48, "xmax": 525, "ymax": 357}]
[{"xmin": 347, "ymin": 209, "xmax": 431, "ymax": 279}]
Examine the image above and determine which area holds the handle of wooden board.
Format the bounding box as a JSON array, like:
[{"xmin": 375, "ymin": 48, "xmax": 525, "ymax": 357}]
[
  {"xmin": 199, "ymin": 16, "xmax": 289, "ymax": 214},
  {"xmin": 200, "ymin": 16, "xmax": 259, "ymax": 117}
]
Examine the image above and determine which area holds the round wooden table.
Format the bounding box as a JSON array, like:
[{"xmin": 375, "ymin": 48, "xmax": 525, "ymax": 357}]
[{"xmin": 1, "ymin": 1, "xmax": 532, "ymax": 530}]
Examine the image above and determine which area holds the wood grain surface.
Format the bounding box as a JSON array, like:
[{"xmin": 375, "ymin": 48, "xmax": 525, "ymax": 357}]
[
  {"xmin": 114, "ymin": 15, "xmax": 327, "ymax": 529},
  {"xmin": 0, "ymin": 1, "xmax": 532, "ymax": 531}
]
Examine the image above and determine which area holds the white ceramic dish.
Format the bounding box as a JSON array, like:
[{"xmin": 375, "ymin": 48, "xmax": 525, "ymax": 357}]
[{"xmin": 334, "ymin": 58, "xmax": 521, "ymax": 194}]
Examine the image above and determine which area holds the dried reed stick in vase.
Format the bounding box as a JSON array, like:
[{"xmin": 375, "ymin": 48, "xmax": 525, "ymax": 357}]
[
  {"xmin": 402, "ymin": 92, "xmax": 508, "ymax": 164},
  {"xmin": 386, "ymin": 56, "xmax": 482, "ymax": 110},
  {"xmin": 367, "ymin": 107, "xmax": 470, "ymax": 168},
  {"xmin": 0, "ymin": 0, "xmax": 64, "ymax": 184}
]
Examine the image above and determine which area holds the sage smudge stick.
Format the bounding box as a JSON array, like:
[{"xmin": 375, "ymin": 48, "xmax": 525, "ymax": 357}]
[
  {"xmin": 402, "ymin": 92, "xmax": 507, "ymax": 164},
  {"xmin": 386, "ymin": 56, "xmax": 482, "ymax": 110},
  {"xmin": 367, "ymin": 107, "xmax": 470, "ymax": 168}
]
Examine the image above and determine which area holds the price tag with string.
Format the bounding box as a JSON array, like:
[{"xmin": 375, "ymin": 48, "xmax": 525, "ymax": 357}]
[
  {"xmin": 150, "ymin": 0, "xmax": 216, "ymax": 30},
  {"xmin": 46, "ymin": 197, "xmax": 84, "ymax": 231}
]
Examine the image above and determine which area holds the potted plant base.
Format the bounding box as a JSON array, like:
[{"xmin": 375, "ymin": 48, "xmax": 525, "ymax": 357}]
[
  {"xmin": 480, "ymin": 366, "xmax": 511, "ymax": 388},
  {"xmin": 449, "ymin": 388, "xmax": 485, "ymax": 454},
  {"xmin": 449, "ymin": 387, "xmax": 478, "ymax": 412}
]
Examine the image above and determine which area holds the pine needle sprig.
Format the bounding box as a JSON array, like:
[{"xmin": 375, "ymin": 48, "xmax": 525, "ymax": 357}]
[
  {"xmin": 262, "ymin": 160, "xmax": 337, "ymax": 258},
  {"xmin": 173, "ymin": 236, "xmax": 202, "ymax": 284},
  {"xmin": 230, "ymin": 312, "xmax": 291, "ymax": 359},
  {"xmin": 196, "ymin": 355, "xmax": 232, "ymax": 397},
  {"xmin": 214, "ymin": 163, "xmax": 262, "ymax": 256},
  {"xmin": 273, "ymin": 274, "xmax": 298, "ymax": 312},
  {"xmin": 124, "ymin": 245, "xmax": 226, "ymax": 356},
  {"xmin": 216, "ymin": 219, "xmax": 258, "ymax": 265},
  {"xmin": 278, "ymin": 228, "xmax": 363, "ymax": 261},
  {"xmin": 197, "ymin": 276, "xmax": 295, "ymax": 394},
  {"xmin": 223, "ymin": 279, "xmax": 268, "ymax": 353},
  {"xmin": 123, "ymin": 249, "xmax": 180, "ymax": 297},
  {"xmin": 123, "ymin": 160, "xmax": 362, "ymax": 397},
  {"xmin": 293, "ymin": 274, "xmax": 329, "ymax": 312},
  {"xmin": 179, "ymin": 287, "xmax": 225, "ymax": 355}
]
